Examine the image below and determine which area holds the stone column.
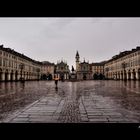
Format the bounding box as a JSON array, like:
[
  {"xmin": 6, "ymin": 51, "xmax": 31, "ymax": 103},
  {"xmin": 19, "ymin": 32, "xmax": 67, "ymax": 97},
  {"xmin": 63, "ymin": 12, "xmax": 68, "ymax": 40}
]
[
  {"xmin": 131, "ymin": 72, "xmax": 134, "ymax": 80},
  {"xmin": 126, "ymin": 72, "xmax": 129, "ymax": 80},
  {"xmin": 1, "ymin": 73, "xmax": 5, "ymax": 81},
  {"xmin": 12, "ymin": 73, "xmax": 15, "ymax": 81},
  {"xmin": 7, "ymin": 73, "xmax": 11, "ymax": 81},
  {"xmin": 136, "ymin": 71, "xmax": 139, "ymax": 80},
  {"xmin": 120, "ymin": 73, "xmax": 122, "ymax": 80},
  {"xmin": 64, "ymin": 74, "xmax": 66, "ymax": 80},
  {"xmin": 17, "ymin": 74, "xmax": 20, "ymax": 80}
]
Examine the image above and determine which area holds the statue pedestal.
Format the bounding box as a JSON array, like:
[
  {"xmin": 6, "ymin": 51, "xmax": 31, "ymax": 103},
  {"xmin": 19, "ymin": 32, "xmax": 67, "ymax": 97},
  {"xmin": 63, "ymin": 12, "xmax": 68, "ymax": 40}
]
[
  {"xmin": 70, "ymin": 73, "xmax": 77, "ymax": 81},
  {"xmin": 71, "ymin": 74, "xmax": 76, "ymax": 79}
]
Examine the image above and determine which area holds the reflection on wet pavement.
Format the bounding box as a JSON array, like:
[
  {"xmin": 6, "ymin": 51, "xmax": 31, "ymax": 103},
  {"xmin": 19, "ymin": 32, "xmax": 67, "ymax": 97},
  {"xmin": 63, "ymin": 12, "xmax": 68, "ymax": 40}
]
[{"xmin": 0, "ymin": 80, "xmax": 140, "ymax": 123}]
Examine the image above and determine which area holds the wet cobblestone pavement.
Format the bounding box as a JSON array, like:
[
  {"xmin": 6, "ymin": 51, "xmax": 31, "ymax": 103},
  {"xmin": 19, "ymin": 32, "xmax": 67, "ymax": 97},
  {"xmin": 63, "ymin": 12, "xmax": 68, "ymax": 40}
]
[{"xmin": 0, "ymin": 80, "xmax": 140, "ymax": 123}]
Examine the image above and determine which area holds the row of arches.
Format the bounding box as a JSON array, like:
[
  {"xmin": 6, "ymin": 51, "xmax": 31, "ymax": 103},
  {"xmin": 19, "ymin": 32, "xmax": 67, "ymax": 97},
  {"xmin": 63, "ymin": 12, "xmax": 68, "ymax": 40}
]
[
  {"xmin": 41, "ymin": 74, "xmax": 53, "ymax": 80},
  {"xmin": 93, "ymin": 73, "xmax": 105, "ymax": 80},
  {"xmin": 55, "ymin": 73, "xmax": 69, "ymax": 80},
  {"xmin": 106, "ymin": 68, "xmax": 140, "ymax": 80},
  {"xmin": 0, "ymin": 69, "xmax": 40, "ymax": 82}
]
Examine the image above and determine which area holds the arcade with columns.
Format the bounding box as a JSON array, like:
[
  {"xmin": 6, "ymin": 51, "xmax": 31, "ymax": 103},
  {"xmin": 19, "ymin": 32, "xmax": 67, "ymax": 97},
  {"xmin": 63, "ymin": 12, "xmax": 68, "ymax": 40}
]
[{"xmin": 104, "ymin": 46, "xmax": 140, "ymax": 80}]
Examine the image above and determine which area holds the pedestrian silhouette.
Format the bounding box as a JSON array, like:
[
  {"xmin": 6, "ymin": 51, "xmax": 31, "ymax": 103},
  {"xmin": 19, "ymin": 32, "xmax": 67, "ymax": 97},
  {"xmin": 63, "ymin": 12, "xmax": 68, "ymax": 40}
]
[{"xmin": 54, "ymin": 75, "xmax": 59, "ymax": 88}]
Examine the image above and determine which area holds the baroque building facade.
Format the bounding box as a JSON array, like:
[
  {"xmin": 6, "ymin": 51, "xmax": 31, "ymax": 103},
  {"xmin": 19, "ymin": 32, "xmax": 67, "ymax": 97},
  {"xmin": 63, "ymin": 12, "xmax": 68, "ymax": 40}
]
[
  {"xmin": 54, "ymin": 60, "xmax": 70, "ymax": 80},
  {"xmin": 75, "ymin": 51, "xmax": 92, "ymax": 80},
  {"xmin": 104, "ymin": 46, "xmax": 140, "ymax": 80},
  {"xmin": 75, "ymin": 51, "xmax": 105, "ymax": 80}
]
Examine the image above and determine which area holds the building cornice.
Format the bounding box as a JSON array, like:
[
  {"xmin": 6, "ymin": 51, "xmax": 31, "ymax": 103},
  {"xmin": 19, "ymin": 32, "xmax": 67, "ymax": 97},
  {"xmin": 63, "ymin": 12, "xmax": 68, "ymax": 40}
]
[{"xmin": 106, "ymin": 46, "xmax": 140, "ymax": 63}]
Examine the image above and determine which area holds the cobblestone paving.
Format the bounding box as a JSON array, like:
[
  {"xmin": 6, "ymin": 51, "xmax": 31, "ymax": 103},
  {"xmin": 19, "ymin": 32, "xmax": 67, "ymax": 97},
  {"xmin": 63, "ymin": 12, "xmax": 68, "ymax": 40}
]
[
  {"xmin": 58, "ymin": 100, "xmax": 80, "ymax": 123},
  {"xmin": 1, "ymin": 80, "xmax": 140, "ymax": 123}
]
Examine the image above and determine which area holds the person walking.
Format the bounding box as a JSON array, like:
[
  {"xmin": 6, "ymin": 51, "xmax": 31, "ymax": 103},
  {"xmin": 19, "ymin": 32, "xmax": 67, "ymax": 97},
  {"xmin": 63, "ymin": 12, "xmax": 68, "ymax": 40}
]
[{"xmin": 54, "ymin": 75, "xmax": 59, "ymax": 88}]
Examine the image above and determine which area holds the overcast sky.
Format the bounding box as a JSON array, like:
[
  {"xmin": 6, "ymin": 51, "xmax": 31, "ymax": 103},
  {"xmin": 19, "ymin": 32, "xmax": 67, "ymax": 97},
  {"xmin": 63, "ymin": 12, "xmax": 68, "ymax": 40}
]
[{"xmin": 0, "ymin": 18, "xmax": 140, "ymax": 69}]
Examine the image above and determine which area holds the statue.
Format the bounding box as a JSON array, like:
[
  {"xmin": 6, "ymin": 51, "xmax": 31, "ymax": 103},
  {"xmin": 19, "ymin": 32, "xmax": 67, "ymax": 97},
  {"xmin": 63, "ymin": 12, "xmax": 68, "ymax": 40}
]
[
  {"xmin": 70, "ymin": 65, "xmax": 76, "ymax": 81},
  {"xmin": 71, "ymin": 65, "xmax": 74, "ymax": 72}
]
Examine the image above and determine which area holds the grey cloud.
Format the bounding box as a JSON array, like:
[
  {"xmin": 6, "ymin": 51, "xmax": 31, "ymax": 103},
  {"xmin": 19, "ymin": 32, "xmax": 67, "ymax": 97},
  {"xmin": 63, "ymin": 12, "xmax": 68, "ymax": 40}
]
[{"xmin": 0, "ymin": 18, "xmax": 140, "ymax": 69}]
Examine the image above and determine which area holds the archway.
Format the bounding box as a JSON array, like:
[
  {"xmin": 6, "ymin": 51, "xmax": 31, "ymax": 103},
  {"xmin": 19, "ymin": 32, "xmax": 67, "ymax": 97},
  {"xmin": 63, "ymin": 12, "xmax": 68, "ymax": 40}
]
[
  {"xmin": 5, "ymin": 70, "xmax": 8, "ymax": 81},
  {"xmin": 83, "ymin": 73, "xmax": 87, "ymax": 80},
  {"xmin": 10, "ymin": 72, "xmax": 13, "ymax": 81},
  {"xmin": 60, "ymin": 73, "xmax": 64, "ymax": 81},
  {"xmin": 138, "ymin": 68, "xmax": 140, "ymax": 80},
  {"xmin": 121, "ymin": 72, "xmax": 123, "ymax": 80},
  {"xmin": 41, "ymin": 74, "xmax": 47, "ymax": 80},
  {"xmin": 47, "ymin": 74, "xmax": 52, "ymax": 80},
  {"xmin": 99, "ymin": 73, "xmax": 104, "ymax": 80},
  {"xmin": 133, "ymin": 69, "xmax": 136, "ymax": 80},
  {"xmin": 0, "ymin": 68, "xmax": 2, "ymax": 81},
  {"xmin": 124, "ymin": 70, "xmax": 127, "ymax": 80},
  {"xmin": 93, "ymin": 73, "xmax": 98, "ymax": 80},
  {"xmin": 128, "ymin": 70, "xmax": 131, "ymax": 80},
  {"xmin": 15, "ymin": 71, "xmax": 18, "ymax": 81}
]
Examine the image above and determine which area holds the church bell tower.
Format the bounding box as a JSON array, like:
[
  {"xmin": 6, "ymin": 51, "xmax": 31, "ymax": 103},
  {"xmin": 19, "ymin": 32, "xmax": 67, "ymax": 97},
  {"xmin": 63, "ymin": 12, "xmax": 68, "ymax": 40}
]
[{"xmin": 75, "ymin": 51, "xmax": 80, "ymax": 71}]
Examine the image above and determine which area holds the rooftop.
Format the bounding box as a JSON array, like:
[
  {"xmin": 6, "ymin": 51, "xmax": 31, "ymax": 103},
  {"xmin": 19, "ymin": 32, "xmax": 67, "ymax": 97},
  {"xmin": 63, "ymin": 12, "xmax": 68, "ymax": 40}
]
[{"xmin": 107, "ymin": 46, "xmax": 140, "ymax": 63}]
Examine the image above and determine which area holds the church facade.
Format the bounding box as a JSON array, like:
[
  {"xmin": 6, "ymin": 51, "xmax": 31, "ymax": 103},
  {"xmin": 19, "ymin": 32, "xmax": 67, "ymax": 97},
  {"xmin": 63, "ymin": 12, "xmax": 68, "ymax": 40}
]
[
  {"xmin": 75, "ymin": 51, "xmax": 92, "ymax": 80},
  {"xmin": 75, "ymin": 51, "xmax": 105, "ymax": 80},
  {"xmin": 54, "ymin": 60, "xmax": 70, "ymax": 80}
]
